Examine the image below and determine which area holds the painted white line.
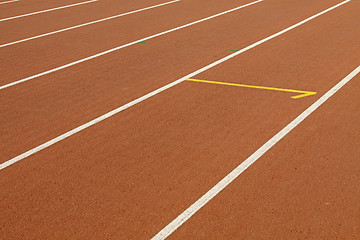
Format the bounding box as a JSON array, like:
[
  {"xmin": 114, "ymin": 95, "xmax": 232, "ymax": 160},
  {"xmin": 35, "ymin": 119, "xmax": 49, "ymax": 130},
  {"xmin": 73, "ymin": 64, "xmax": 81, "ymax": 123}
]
[
  {"xmin": 0, "ymin": 0, "xmax": 350, "ymax": 171},
  {"xmin": 0, "ymin": 0, "xmax": 180, "ymax": 48},
  {"xmin": 0, "ymin": 0, "xmax": 263, "ymax": 90},
  {"xmin": 151, "ymin": 65, "xmax": 360, "ymax": 240},
  {"xmin": 0, "ymin": 0, "xmax": 98, "ymax": 22},
  {"xmin": 0, "ymin": 0, "xmax": 19, "ymax": 5}
]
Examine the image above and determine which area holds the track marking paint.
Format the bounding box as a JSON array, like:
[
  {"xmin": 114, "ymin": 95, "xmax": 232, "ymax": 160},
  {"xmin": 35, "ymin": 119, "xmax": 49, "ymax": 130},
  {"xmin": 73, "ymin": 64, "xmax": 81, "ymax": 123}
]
[
  {"xmin": 0, "ymin": 0, "xmax": 180, "ymax": 48},
  {"xmin": 152, "ymin": 65, "xmax": 360, "ymax": 239},
  {"xmin": 186, "ymin": 78, "xmax": 317, "ymax": 99},
  {"xmin": 0, "ymin": 0, "xmax": 19, "ymax": 5},
  {"xmin": 0, "ymin": 0, "xmax": 98, "ymax": 22},
  {"xmin": 0, "ymin": 0, "xmax": 263, "ymax": 90},
  {"xmin": 0, "ymin": 0, "xmax": 350, "ymax": 171}
]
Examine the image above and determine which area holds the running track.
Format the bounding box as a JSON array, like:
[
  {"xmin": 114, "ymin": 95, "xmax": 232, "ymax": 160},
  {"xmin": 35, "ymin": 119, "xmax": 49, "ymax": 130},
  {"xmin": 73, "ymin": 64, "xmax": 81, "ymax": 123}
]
[{"xmin": 1, "ymin": 0, "xmax": 359, "ymax": 239}]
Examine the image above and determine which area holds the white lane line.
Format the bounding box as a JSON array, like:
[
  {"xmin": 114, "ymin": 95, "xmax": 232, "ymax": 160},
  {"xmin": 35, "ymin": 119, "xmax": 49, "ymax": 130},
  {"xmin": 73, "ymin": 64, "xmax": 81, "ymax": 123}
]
[
  {"xmin": 0, "ymin": 0, "xmax": 98, "ymax": 22},
  {"xmin": 0, "ymin": 0, "xmax": 19, "ymax": 5},
  {"xmin": 151, "ymin": 65, "xmax": 360, "ymax": 240},
  {"xmin": 0, "ymin": 0, "xmax": 180, "ymax": 48},
  {"xmin": 0, "ymin": 0, "xmax": 350, "ymax": 171},
  {"xmin": 0, "ymin": 0, "xmax": 263, "ymax": 90}
]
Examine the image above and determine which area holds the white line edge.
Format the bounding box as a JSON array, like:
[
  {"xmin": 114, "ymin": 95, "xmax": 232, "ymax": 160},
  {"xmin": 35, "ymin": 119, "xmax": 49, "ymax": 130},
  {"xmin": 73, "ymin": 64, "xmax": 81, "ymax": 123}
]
[
  {"xmin": 0, "ymin": 0, "xmax": 98, "ymax": 22},
  {"xmin": 0, "ymin": 0, "xmax": 19, "ymax": 5},
  {"xmin": 151, "ymin": 64, "xmax": 360, "ymax": 239},
  {"xmin": 0, "ymin": 0, "xmax": 351, "ymax": 173},
  {"xmin": 0, "ymin": 0, "xmax": 263, "ymax": 90},
  {"xmin": 0, "ymin": 0, "xmax": 181, "ymax": 48}
]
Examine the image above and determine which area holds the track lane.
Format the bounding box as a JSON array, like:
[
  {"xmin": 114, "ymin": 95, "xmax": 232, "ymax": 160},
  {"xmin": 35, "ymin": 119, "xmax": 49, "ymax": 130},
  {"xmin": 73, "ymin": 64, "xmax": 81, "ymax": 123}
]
[
  {"xmin": 0, "ymin": 0, "xmax": 181, "ymax": 44},
  {"xmin": 167, "ymin": 72, "xmax": 360, "ymax": 240},
  {"xmin": 193, "ymin": 1, "xmax": 360, "ymax": 98},
  {"xmin": 0, "ymin": 0, "xmax": 262, "ymax": 85},
  {"xmin": 0, "ymin": 0, "xmax": 19, "ymax": 5},
  {"xmin": 0, "ymin": 0, "xmax": 263, "ymax": 89},
  {"xmin": 152, "ymin": 3, "xmax": 360, "ymax": 237},
  {"xmin": 0, "ymin": 0, "xmax": 97, "ymax": 18},
  {"xmin": 0, "ymin": 72, "xmax": 327, "ymax": 239},
  {"xmin": 1, "ymin": 1, "xmax": 359, "ymax": 238},
  {"xmin": 0, "ymin": 0, "xmax": 98, "ymax": 22},
  {"xmin": 0, "ymin": 0, "xmax": 346, "ymax": 162},
  {"xmin": 0, "ymin": 0, "xmax": 181, "ymax": 48}
]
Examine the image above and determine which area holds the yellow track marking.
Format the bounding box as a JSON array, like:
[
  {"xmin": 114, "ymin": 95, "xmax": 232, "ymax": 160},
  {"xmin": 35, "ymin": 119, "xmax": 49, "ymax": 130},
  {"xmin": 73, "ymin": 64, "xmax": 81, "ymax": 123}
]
[{"xmin": 186, "ymin": 78, "xmax": 317, "ymax": 99}]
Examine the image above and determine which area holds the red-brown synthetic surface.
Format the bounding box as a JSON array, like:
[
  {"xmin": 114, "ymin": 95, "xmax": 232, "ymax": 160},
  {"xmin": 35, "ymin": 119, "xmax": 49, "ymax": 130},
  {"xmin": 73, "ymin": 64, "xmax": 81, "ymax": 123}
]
[
  {"xmin": 0, "ymin": 0, "xmax": 97, "ymax": 19},
  {"xmin": 0, "ymin": 0, "xmax": 260, "ymax": 82},
  {"xmin": 169, "ymin": 73, "xmax": 360, "ymax": 240},
  {"xmin": 0, "ymin": 0, "xmax": 344, "ymax": 161},
  {"xmin": 0, "ymin": 0, "xmax": 359, "ymax": 239}
]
